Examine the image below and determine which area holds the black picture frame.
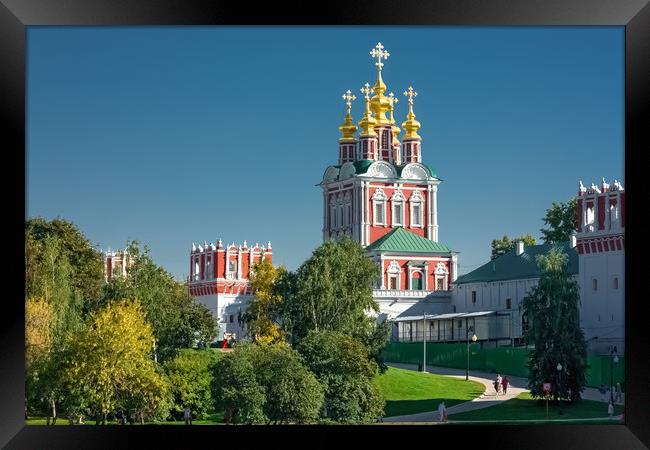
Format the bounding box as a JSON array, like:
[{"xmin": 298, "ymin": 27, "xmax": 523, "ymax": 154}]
[{"xmin": 2, "ymin": 0, "xmax": 648, "ymax": 448}]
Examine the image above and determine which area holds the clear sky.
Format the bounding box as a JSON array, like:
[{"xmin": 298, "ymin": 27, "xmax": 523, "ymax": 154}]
[{"xmin": 27, "ymin": 26, "xmax": 624, "ymax": 281}]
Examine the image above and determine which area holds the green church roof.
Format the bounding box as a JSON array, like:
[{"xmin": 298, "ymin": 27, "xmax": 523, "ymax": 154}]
[
  {"xmin": 353, "ymin": 159, "xmax": 374, "ymax": 174},
  {"xmin": 454, "ymin": 242, "xmax": 578, "ymax": 285},
  {"xmin": 365, "ymin": 227, "xmax": 452, "ymax": 254}
]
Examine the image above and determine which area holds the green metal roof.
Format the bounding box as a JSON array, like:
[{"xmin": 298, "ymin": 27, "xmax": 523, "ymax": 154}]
[
  {"xmin": 365, "ymin": 227, "xmax": 452, "ymax": 254},
  {"xmin": 353, "ymin": 159, "xmax": 374, "ymax": 174},
  {"xmin": 454, "ymin": 242, "xmax": 578, "ymax": 285}
]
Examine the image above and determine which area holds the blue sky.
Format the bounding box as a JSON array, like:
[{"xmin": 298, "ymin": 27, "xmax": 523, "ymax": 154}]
[{"xmin": 27, "ymin": 27, "xmax": 624, "ymax": 280}]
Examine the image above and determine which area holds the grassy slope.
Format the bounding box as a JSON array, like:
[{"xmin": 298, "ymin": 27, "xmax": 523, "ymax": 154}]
[
  {"xmin": 449, "ymin": 392, "xmax": 625, "ymax": 422},
  {"xmin": 373, "ymin": 367, "xmax": 484, "ymax": 417}
]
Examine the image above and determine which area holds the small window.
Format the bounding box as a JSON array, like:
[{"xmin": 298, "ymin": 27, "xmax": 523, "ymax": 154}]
[
  {"xmin": 471, "ymin": 291, "xmax": 477, "ymax": 304},
  {"xmin": 506, "ymin": 298, "xmax": 512, "ymax": 309},
  {"xmin": 229, "ymin": 315, "xmax": 234, "ymax": 323},
  {"xmin": 375, "ymin": 203, "xmax": 385, "ymax": 224},
  {"xmin": 229, "ymin": 261, "xmax": 236, "ymax": 272},
  {"xmin": 593, "ymin": 278, "xmax": 598, "ymax": 291},
  {"xmin": 389, "ymin": 276, "xmax": 397, "ymax": 290},
  {"xmin": 613, "ymin": 277, "xmax": 619, "ymax": 290},
  {"xmin": 412, "ymin": 204, "xmax": 422, "ymax": 226}
]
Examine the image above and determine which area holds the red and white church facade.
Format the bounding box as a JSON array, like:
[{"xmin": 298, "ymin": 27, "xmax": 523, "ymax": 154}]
[
  {"xmin": 320, "ymin": 43, "xmax": 458, "ymax": 320},
  {"xmin": 187, "ymin": 240, "xmax": 272, "ymax": 341}
]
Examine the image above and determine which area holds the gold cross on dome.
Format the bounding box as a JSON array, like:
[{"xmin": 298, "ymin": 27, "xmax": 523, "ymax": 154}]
[
  {"xmin": 370, "ymin": 42, "xmax": 390, "ymax": 71},
  {"xmin": 342, "ymin": 90, "xmax": 356, "ymax": 112},
  {"xmin": 388, "ymin": 92, "xmax": 399, "ymax": 108},
  {"xmin": 404, "ymin": 86, "xmax": 418, "ymax": 105},
  {"xmin": 360, "ymin": 82, "xmax": 373, "ymax": 101}
]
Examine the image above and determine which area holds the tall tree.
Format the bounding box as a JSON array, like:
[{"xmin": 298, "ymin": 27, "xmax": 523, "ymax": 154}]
[
  {"xmin": 276, "ymin": 238, "xmax": 380, "ymax": 344},
  {"xmin": 540, "ymin": 197, "xmax": 578, "ymax": 243},
  {"xmin": 61, "ymin": 300, "xmax": 171, "ymax": 424},
  {"xmin": 521, "ymin": 246, "xmax": 588, "ymax": 402},
  {"xmin": 491, "ymin": 234, "xmax": 537, "ymax": 259},
  {"xmin": 242, "ymin": 259, "xmax": 287, "ymax": 344},
  {"xmin": 26, "ymin": 217, "xmax": 105, "ymax": 311}
]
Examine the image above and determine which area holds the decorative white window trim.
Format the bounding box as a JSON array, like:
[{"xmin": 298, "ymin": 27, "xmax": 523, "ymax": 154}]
[
  {"xmin": 373, "ymin": 188, "xmax": 387, "ymax": 226},
  {"xmin": 434, "ymin": 262, "xmax": 448, "ymax": 291},
  {"xmin": 391, "ymin": 190, "xmax": 405, "ymax": 227},
  {"xmin": 410, "ymin": 190, "xmax": 424, "ymax": 228},
  {"xmin": 409, "ymin": 268, "xmax": 424, "ymax": 290},
  {"xmin": 387, "ymin": 260, "xmax": 401, "ymax": 290}
]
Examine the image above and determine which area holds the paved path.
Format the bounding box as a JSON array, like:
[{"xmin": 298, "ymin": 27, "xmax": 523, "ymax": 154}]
[{"xmin": 383, "ymin": 363, "xmax": 623, "ymax": 423}]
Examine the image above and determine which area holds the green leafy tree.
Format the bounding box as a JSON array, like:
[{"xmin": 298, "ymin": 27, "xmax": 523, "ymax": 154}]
[
  {"xmin": 491, "ymin": 234, "xmax": 537, "ymax": 259},
  {"xmin": 164, "ymin": 349, "xmax": 221, "ymax": 420},
  {"xmin": 26, "ymin": 217, "xmax": 104, "ymax": 312},
  {"xmin": 250, "ymin": 343, "xmax": 324, "ymax": 424},
  {"xmin": 296, "ymin": 330, "xmax": 384, "ymax": 423},
  {"xmin": 540, "ymin": 198, "xmax": 578, "ymax": 243},
  {"xmin": 521, "ymin": 246, "xmax": 588, "ymax": 402},
  {"xmin": 211, "ymin": 347, "xmax": 267, "ymax": 424},
  {"xmin": 61, "ymin": 300, "xmax": 171, "ymax": 424},
  {"xmin": 276, "ymin": 238, "xmax": 380, "ymax": 344}
]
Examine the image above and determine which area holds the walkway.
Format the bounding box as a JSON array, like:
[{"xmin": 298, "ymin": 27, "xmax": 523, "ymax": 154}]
[{"xmin": 383, "ymin": 363, "xmax": 623, "ymax": 423}]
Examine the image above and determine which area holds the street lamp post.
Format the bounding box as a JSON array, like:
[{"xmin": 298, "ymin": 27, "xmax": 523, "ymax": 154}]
[
  {"xmin": 466, "ymin": 319, "xmax": 477, "ymax": 381},
  {"xmin": 610, "ymin": 346, "xmax": 619, "ymax": 404},
  {"xmin": 556, "ymin": 362, "xmax": 563, "ymax": 415}
]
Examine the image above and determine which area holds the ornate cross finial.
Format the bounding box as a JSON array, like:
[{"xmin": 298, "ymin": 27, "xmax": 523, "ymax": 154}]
[
  {"xmin": 388, "ymin": 92, "xmax": 399, "ymax": 109},
  {"xmin": 404, "ymin": 86, "xmax": 418, "ymax": 105},
  {"xmin": 370, "ymin": 42, "xmax": 390, "ymax": 71},
  {"xmin": 342, "ymin": 89, "xmax": 356, "ymax": 113},
  {"xmin": 360, "ymin": 82, "xmax": 373, "ymax": 101}
]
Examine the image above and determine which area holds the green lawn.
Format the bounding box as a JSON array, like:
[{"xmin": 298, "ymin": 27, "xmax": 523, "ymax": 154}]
[
  {"xmin": 373, "ymin": 367, "xmax": 484, "ymax": 417},
  {"xmin": 448, "ymin": 392, "xmax": 625, "ymax": 422}
]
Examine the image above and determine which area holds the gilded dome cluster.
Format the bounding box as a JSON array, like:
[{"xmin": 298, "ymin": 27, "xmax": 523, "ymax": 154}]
[{"xmin": 339, "ymin": 42, "xmax": 422, "ymax": 143}]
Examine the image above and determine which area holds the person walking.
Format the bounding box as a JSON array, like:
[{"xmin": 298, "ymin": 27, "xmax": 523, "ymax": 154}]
[
  {"xmin": 607, "ymin": 401, "xmax": 614, "ymax": 418},
  {"xmin": 615, "ymin": 383, "xmax": 622, "ymax": 403},
  {"xmin": 184, "ymin": 407, "xmax": 192, "ymax": 425},
  {"xmin": 494, "ymin": 377, "xmax": 500, "ymax": 395},
  {"xmin": 496, "ymin": 374, "xmax": 502, "ymax": 395},
  {"xmin": 437, "ymin": 401, "xmax": 447, "ymax": 423},
  {"xmin": 502, "ymin": 376, "xmax": 509, "ymax": 395}
]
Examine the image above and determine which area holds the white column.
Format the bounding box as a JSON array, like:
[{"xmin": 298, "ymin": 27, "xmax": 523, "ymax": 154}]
[
  {"xmin": 424, "ymin": 262, "xmax": 429, "ymax": 290},
  {"xmin": 432, "ymin": 185, "xmax": 438, "ymax": 242},
  {"xmin": 426, "ymin": 186, "xmax": 432, "ymax": 239},
  {"xmin": 380, "ymin": 256, "xmax": 385, "ymax": 289}
]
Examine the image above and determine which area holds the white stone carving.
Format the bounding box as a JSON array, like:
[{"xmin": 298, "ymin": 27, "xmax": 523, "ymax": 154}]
[
  {"xmin": 339, "ymin": 162, "xmax": 356, "ymax": 180},
  {"xmin": 366, "ymin": 161, "xmax": 397, "ymax": 178},
  {"xmin": 401, "ymin": 163, "xmax": 429, "ymax": 180}
]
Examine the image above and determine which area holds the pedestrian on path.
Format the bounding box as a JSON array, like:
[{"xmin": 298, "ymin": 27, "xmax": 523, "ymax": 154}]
[
  {"xmin": 615, "ymin": 383, "xmax": 622, "ymax": 403},
  {"xmin": 438, "ymin": 401, "xmax": 447, "ymax": 423},
  {"xmin": 502, "ymin": 376, "xmax": 509, "ymax": 395},
  {"xmin": 496, "ymin": 374, "xmax": 502, "ymax": 395},
  {"xmin": 607, "ymin": 401, "xmax": 614, "ymax": 418},
  {"xmin": 494, "ymin": 378, "xmax": 500, "ymax": 395},
  {"xmin": 184, "ymin": 407, "xmax": 192, "ymax": 425}
]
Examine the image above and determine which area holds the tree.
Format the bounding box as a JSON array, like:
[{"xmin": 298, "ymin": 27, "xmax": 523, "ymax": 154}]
[
  {"xmin": 491, "ymin": 234, "xmax": 536, "ymax": 259},
  {"xmin": 540, "ymin": 197, "xmax": 578, "ymax": 244},
  {"xmin": 61, "ymin": 300, "xmax": 170, "ymax": 424},
  {"xmin": 211, "ymin": 347, "xmax": 266, "ymax": 424},
  {"xmin": 248, "ymin": 343, "xmax": 324, "ymax": 424},
  {"xmin": 521, "ymin": 246, "xmax": 588, "ymax": 402},
  {"xmin": 26, "ymin": 217, "xmax": 104, "ymax": 312},
  {"xmin": 242, "ymin": 259, "xmax": 287, "ymax": 344},
  {"xmin": 164, "ymin": 349, "xmax": 221, "ymax": 420},
  {"xmin": 101, "ymin": 241, "xmax": 217, "ymax": 361},
  {"xmin": 277, "ymin": 238, "xmax": 380, "ymax": 344},
  {"xmin": 296, "ymin": 330, "xmax": 384, "ymax": 423}
]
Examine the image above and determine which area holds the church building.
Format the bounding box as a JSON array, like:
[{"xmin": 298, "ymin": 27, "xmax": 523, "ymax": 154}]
[{"xmin": 319, "ymin": 43, "xmax": 458, "ymax": 320}]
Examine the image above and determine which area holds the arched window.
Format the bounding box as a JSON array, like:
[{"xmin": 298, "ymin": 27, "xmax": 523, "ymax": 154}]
[
  {"xmin": 373, "ymin": 189, "xmax": 387, "ymax": 225},
  {"xmin": 391, "ymin": 190, "xmax": 405, "ymax": 227},
  {"xmin": 435, "ymin": 262, "xmax": 448, "ymax": 291},
  {"xmin": 411, "ymin": 271, "xmax": 423, "ymax": 290},
  {"xmin": 410, "ymin": 191, "xmax": 424, "ymax": 228},
  {"xmin": 387, "ymin": 260, "xmax": 401, "ymax": 290}
]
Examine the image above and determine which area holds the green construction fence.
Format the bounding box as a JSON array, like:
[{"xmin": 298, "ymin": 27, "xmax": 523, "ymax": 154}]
[{"xmin": 381, "ymin": 342, "xmax": 624, "ymax": 390}]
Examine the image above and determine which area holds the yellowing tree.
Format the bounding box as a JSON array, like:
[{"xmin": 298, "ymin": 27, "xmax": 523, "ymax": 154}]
[
  {"xmin": 243, "ymin": 259, "xmax": 287, "ymax": 344},
  {"xmin": 26, "ymin": 297, "xmax": 54, "ymax": 368},
  {"xmin": 62, "ymin": 300, "xmax": 170, "ymax": 424}
]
